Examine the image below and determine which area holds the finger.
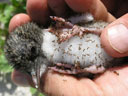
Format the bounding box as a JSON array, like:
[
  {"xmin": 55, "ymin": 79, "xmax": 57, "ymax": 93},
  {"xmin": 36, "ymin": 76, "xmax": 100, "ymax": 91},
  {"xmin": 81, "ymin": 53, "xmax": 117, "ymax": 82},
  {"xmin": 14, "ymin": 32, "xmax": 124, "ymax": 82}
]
[
  {"xmin": 94, "ymin": 65, "xmax": 128, "ymax": 96},
  {"xmin": 27, "ymin": 0, "xmax": 50, "ymax": 24},
  {"xmin": 107, "ymin": 13, "xmax": 116, "ymax": 22},
  {"xmin": 65, "ymin": 0, "xmax": 116, "ymax": 22},
  {"xmin": 11, "ymin": 70, "xmax": 30, "ymax": 87},
  {"xmin": 48, "ymin": 0, "xmax": 69, "ymax": 17},
  {"xmin": 12, "ymin": 69, "xmax": 44, "ymax": 88},
  {"xmin": 9, "ymin": 13, "xmax": 31, "ymax": 32},
  {"xmin": 42, "ymin": 71, "xmax": 104, "ymax": 96},
  {"xmin": 101, "ymin": 14, "xmax": 128, "ymax": 57}
]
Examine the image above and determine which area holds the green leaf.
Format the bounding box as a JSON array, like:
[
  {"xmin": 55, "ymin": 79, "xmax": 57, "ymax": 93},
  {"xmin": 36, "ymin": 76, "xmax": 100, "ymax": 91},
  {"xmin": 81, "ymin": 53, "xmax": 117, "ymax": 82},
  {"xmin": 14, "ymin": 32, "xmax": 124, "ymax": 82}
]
[
  {"xmin": 30, "ymin": 87, "xmax": 37, "ymax": 95},
  {"xmin": 30, "ymin": 87, "xmax": 45, "ymax": 96},
  {"xmin": 39, "ymin": 93, "xmax": 45, "ymax": 96},
  {"xmin": 0, "ymin": 50, "xmax": 13, "ymax": 73}
]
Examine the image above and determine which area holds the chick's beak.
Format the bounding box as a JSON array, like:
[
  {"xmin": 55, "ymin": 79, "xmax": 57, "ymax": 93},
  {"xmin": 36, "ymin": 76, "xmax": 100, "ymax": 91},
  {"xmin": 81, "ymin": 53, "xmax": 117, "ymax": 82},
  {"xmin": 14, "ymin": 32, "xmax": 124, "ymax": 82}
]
[
  {"xmin": 31, "ymin": 65, "xmax": 40, "ymax": 88},
  {"xmin": 30, "ymin": 56, "xmax": 48, "ymax": 89}
]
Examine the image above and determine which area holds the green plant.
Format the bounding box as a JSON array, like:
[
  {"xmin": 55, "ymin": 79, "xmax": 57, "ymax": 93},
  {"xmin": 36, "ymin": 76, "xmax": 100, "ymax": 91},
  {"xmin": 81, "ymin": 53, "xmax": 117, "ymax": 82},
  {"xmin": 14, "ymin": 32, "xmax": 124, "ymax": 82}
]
[{"xmin": 30, "ymin": 87, "xmax": 45, "ymax": 96}]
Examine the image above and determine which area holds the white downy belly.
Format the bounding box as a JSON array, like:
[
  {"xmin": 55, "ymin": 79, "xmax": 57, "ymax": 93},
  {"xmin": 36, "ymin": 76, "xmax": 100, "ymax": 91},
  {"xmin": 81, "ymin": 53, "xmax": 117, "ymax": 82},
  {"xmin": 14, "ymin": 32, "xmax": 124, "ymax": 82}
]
[{"xmin": 42, "ymin": 30, "xmax": 113, "ymax": 68}]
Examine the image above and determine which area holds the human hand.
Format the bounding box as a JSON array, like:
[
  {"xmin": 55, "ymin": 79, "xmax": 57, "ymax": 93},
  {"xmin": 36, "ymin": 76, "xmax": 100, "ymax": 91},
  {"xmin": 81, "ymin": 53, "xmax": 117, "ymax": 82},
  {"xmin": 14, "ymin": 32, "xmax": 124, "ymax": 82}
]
[{"xmin": 10, "ymin": 0, "xmax": 128, "ymax": 96}]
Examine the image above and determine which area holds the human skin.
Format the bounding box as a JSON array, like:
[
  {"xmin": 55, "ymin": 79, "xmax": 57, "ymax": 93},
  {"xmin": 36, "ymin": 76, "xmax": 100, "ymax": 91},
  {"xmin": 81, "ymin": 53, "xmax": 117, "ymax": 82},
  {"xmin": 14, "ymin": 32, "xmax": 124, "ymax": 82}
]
[{"xmin": 9, "ymin": 0, "xmax": 128, "ymax": 96}]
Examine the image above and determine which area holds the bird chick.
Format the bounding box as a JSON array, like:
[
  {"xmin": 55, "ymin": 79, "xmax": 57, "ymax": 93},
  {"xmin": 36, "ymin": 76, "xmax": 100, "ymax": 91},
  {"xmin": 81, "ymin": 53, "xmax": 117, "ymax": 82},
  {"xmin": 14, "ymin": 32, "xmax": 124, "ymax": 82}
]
[{"xmin": 4, "ymin": 13, "xmax": 127, "ymax": 88}]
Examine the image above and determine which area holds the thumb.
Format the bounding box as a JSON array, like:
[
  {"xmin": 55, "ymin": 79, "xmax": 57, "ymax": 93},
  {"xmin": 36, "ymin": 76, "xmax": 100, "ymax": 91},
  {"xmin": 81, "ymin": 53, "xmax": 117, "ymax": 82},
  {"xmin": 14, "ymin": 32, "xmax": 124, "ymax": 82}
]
[{"xmin": 101, "ymin": 13, "xmax": 128, "ymax": 57}]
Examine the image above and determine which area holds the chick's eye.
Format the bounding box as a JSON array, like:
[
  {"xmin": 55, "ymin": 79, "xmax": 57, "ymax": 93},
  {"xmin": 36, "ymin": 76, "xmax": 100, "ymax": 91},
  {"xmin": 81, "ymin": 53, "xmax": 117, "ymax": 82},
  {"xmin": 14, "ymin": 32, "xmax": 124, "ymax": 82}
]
[
  {"xmin": 31, "ymin": 46, "xmax": 36, "ymax": 54},
  {"xmin": 29, "ymin": 46, "xmax": 38, "ymax": 61}
]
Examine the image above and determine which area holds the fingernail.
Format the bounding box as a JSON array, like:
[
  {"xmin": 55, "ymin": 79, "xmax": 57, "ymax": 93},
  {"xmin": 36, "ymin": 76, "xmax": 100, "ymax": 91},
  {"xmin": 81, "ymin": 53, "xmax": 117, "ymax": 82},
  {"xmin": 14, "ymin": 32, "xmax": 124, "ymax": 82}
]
[
  {"xmin": 107, "ymin": 24, "xmax": 128, "ymax": 53},
  {"xmin": 14, "ymin": 73, "xmax": 30, "ymax": 87}
]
